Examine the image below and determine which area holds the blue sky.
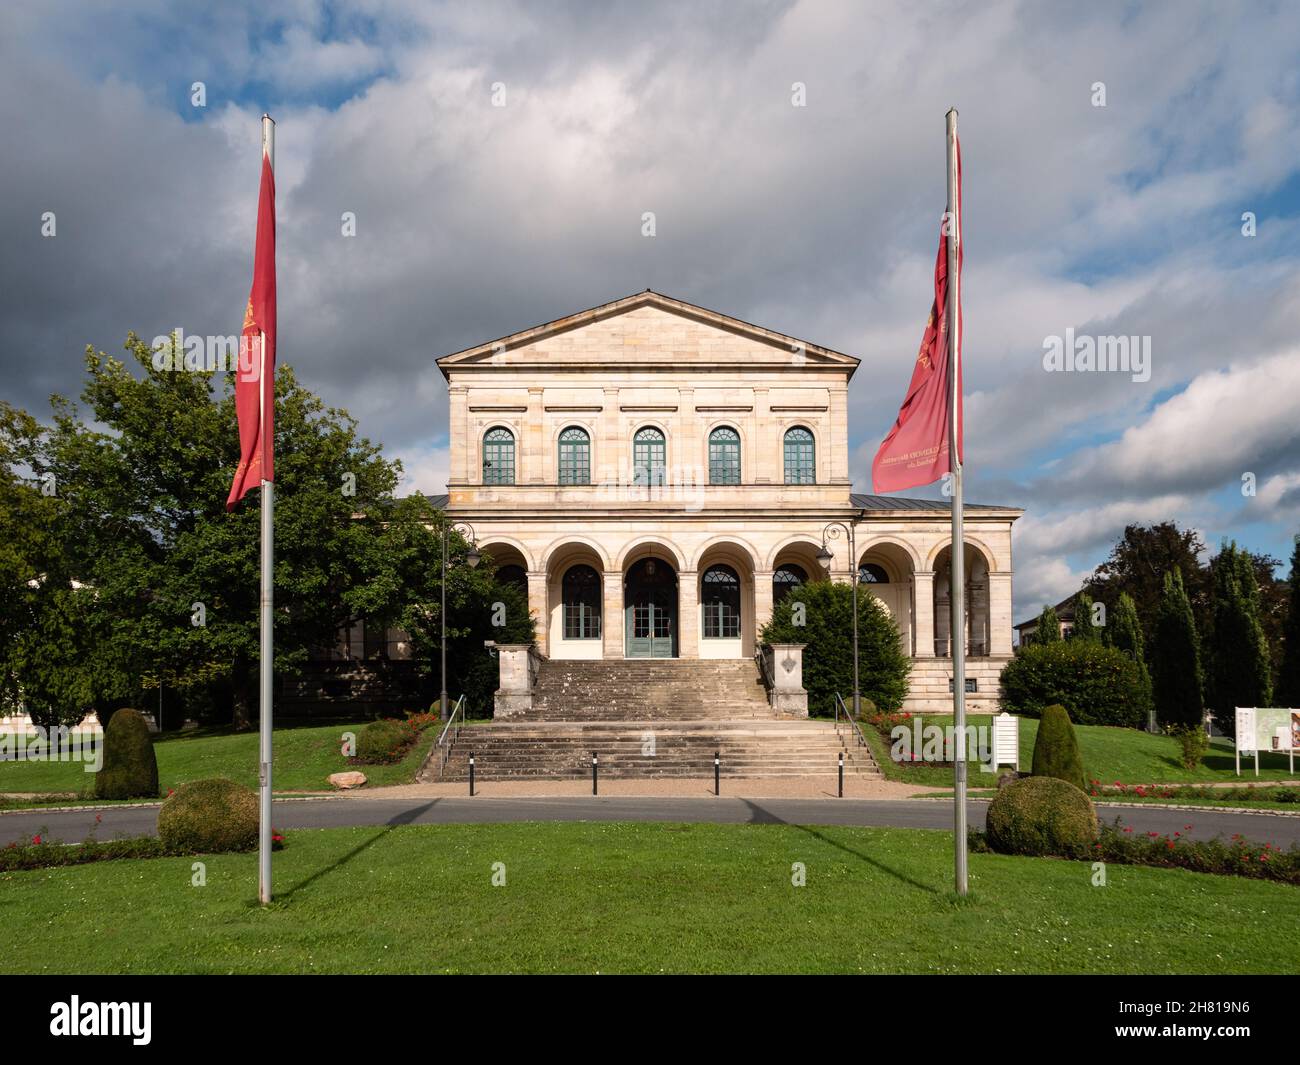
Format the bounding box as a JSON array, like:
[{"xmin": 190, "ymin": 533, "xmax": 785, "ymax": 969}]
[{"xmin": 3, "ymin": 0, "xmax": 1299, "ymax": 621}]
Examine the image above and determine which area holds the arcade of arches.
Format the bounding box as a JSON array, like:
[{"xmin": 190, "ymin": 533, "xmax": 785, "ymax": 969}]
[{"xmin": 474, "ymin": 529, "xmax": 1011, "ymax": 663}]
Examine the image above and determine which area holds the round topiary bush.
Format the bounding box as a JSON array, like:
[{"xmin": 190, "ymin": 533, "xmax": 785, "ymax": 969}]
[
  {"xmin": 94, "ymin": 708, "xmax": 159, "ymax": 800},
  {"xmin": 355, "ymin": 718, "xmax": 412, "ymax": 764},
  {"xmin": 985, "ymin": 776, "xmax": 1098, "ymax": 857},
  {"xmin": 157, "ymin": 778, "xmax": 258, "ymax": 853},
  {"xmin": 1031, "ymin": 703, "xmax": 1087, "ymax": 791}
]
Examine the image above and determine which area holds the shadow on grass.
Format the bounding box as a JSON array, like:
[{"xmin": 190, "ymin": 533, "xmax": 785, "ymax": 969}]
[
  {"xmin": 276, "ymin": 800, "xmax": 443, "ymax": 903},
  {"xmin": 739, "ymin": 799, "xmax": 939, "ymax": 895}
]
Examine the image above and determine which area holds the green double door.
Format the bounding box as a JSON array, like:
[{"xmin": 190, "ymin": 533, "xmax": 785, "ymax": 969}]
[{"xmin": 624, "ymin": 558, "xmax": 678, "ymax": 658}]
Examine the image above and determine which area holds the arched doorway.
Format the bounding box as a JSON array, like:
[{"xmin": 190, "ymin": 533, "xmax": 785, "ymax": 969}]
[{"xmin": 624, "ymin": 556, "xmax": 678, "ymax": 658}]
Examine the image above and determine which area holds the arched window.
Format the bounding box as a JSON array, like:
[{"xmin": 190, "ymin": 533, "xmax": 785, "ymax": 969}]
[
  {"xmin": 558, "ymin": 426, "xmax": 591, "ymax": 485},
  {"xmin": 708, "ymin": 426, "xmax": 741, "ymax": 485},
  {"xmin": 773, "ymin": 563, "xmax": 807, "ymax": 607},
  {"xmin": 482, "ymin": 427, "xmax": 515, "ymax": 485},
  {"xmin": 633, "ymin": 426, "xmax": 666, "ymax": 487},
  {"xmin": 562, "ymin": 564, "xmax": 602, "ymax": 639},
  {"xmin": 702, "ymin": 564, "xmax": 741, "ymax": 639},
  {"xmin": 496, "ymin": 565, "xmax": 527, "ymax": 593},
  {"xmin": 859, "ymin": 563, "xmax": 889, "ymax": 584},
  {"xmin": 783, "ymin": 426, "xmax": 815, "ymax": 484}
]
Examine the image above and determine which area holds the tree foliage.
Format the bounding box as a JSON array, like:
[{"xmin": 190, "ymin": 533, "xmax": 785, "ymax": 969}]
[
  {"xmin": 761, "ymin": 579, "xmax": 911, "ymax": 716},
  {"xmin": 1205, "ymin": 542, "xmax": 1273, "ymax": 735},
  {"xmin": 1, "ymin": 335, "xmax": 528, "ymax": 726},
  {"xmin": 1150, "ymin": 568, "xmax": 1204, "ymax": 730},
  {"xmin": 1278, "ymin": 537, "xmax": 1300, "ymax": 709}
]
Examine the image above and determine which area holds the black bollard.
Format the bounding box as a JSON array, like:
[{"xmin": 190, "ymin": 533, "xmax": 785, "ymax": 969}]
[
  {"xmin": 592, "ymin": 751, "xmax": 598, "ymax": 796},
  {"xmin": 469, "ymin": 752, "xmax": 475, "ymax": 796},
  {"xmin": 838, "ymin": 751, "xmax": 844, "ymax": 798},
  {"xmin": 714, "ymin": 750, "xmax": 720, "ymax": 796}
]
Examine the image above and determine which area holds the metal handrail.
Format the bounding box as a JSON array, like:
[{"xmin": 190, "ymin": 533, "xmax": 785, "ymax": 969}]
[
  {"xmin": 434, "ymin": 693, "xmax": 467, "ymax": 778},
  {"xmin": 754, "ymin": 645, "xmax": 775, "ymax": 701},
  {"xmin": 833, "ymin": 692, "xmax": 874, "ymax": 768}
]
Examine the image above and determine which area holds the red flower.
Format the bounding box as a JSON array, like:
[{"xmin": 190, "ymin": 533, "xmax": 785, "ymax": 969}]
[
  {"xmin": 32, "ymin": 835, "xmax": 41, "ymax": 845},
  {"xmin": 167, "ymin": 788, "xmax": 174, "ymax": 797}
]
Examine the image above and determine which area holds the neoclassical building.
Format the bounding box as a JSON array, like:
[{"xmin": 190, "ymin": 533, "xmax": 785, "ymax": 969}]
[{"xmin": 435, "ymin": 291, "xmax": 1021, "ymax": 711}]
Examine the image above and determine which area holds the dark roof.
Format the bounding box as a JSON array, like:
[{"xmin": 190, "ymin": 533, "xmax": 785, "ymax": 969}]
[
  {"xmin": 1015, "ymin": 593, "xmax": 1081, "ymax": 630},
  {"xmin": 850, "ymin": 493, "xmax": 1014, "ymax": 513},
  {"xmin": 428, "ymin": 494, "xmax": 449, "ymax": 509}
]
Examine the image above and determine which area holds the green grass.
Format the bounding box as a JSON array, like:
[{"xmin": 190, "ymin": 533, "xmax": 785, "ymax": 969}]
[
  {"xmin": 1, "ymin": 821, "xmax": 1295, "ymax": 974},
  {"xmin": 862, "ymin": 713, "xmax": 1300, "ymax": 787},
  {"xmin": 0, "ymin": 720, "xmax": 461, "ymax": 797}
]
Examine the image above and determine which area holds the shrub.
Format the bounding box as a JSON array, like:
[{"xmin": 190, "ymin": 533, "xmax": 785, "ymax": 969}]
[
  {"xmin": 855, "ymin": 698, "xmax": 877, "ymax": 721},
  {"xmin": 999, "ymin": 640, "xmax": 1151, "ymax": 727},
  {"xmin": 985, "ymin": 776, "xmax": 1098, "ymax": 857},
  {"xmin": 1031, "ymin": 704, "xmax": 1086, "ymax": 791},
  {"xmin": 157, "ymin": 778, "xmax": 258, "ymax": 853},
  {"xmin": 94, "ymin": 708, "xmax": 159, "ymax": 800},
  {"xmin": 761, "ymin": 579, "xmax": 911, "ymax": 716},
  {"xmin": 1170, "ymin": 725, "xmax": 1210, "ymax": 770},
  {"xmin": 356, "ymin": 718, "xmax": 413, "ymax": 764}
]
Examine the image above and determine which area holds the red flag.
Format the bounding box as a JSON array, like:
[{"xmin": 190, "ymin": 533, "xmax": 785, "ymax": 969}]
[
  {"xmin": 871, "ymin": 139, "xmax": 962, "ymax": 493},
  {"xmin": 226, "ymin": 149, "xmax": 277, "ymax": 510}
]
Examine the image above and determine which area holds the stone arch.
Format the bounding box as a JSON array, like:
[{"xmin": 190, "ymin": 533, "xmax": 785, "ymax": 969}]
[
  {"xmin": 694, "ymin": 538, "xmax": 759, "ymax": 658},
  {"xmin": 477, "ymin": 537, "xmax": 536, "ymax": 573},
  {"xmin": 616, "ymin": 536, "xmax": 687, "ymax": 572},
  {"xmin": 857, "ymin": 538, "xmax": 918, "ymax": 656},
  {"xmin": 931, "ymin": 541, "xmax": 993, "ymax": 658},
  {"xmin": 925, "ymin": 534, "xmax": 997, "ymax": 573},
  {"xmin": 543, "ymin": 540, "xmax": 609, "ymax": 660}
]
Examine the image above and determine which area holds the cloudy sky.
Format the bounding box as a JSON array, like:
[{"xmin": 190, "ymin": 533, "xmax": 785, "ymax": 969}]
[{"xmin": 3, "ymin": 0, "xmax": 1299, "ymax": 621}]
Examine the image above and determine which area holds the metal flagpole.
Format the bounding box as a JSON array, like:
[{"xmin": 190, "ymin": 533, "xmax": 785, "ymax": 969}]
[
  {"xmin": 946, "ymin": 108, "xmax": 967, "ymax": 896},
  {"xmin": 258, "ymin": 113, "xmax": 276, "ymax": 906}
]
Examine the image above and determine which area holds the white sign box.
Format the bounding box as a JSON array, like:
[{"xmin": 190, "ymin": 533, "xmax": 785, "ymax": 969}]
[{"xmin": 1235, "ymin": 707, "xmax": 1299, "ymax": 776}]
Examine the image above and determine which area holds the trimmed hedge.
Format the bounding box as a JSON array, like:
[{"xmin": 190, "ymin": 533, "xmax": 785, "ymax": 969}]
[
  {"xmin": 94, "ymin": 708, "xmax": 159, "ymax": 800},
  {"xmin": 1031, "ymin": 704, "xmax": 1087, "ymax": 791},
  {"xmin": 985, "ymin": 776, "xmax": 1098, "ymax": 857},
  {"xmin": 157, "ymin": 778, "xmax": 258, "ymax": 854},
  {"xmin": 999, "ymin": 640, "xmax": 1151, "ymax": 727},
  {"xmin": 356, "ymin": 719, "xmax": 414, "ymax": 765}
]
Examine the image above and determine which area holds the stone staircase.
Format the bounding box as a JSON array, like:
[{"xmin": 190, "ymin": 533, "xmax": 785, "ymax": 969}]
[
  {"xmin": 434, "ymin": 719, "xmax": 878, "ymax": 781},
  {"xmin": 422, "ymin": 658, "xmax": 881, "ymax": 782},
  {"xmin": 530, "ymin": 658, "xmax": 771, "ymax": 720}
]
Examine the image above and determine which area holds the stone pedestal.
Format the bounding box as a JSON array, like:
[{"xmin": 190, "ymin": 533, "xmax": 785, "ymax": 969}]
[
  {"xmin": 766, "ymin": 642, "xmax": 808, "ymax": 717},
  {"xmin": 494, "ymin": 643, "xmax": 535, "ymax": 717}
]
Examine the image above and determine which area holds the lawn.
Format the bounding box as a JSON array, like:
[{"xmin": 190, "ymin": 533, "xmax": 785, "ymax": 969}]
[
  {"xmin": 862, "ymin": 713, "xmax": 1299, "ymax": 788},
  {"xmin": 0, "ymin": 719, "xmax": 471, "ymax": 798},
  {"xmin": 1, "ymin": 822, "xmax": 1296, "ymax": 974}
]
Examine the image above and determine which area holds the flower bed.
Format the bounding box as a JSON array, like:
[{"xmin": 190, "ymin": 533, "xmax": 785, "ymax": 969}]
[
  {"xmin": 1087, "ymin": 780, "xmax": 1300, "ymax": 805},
  {"xmin": 1, "ymin": 823, "xmax": 286, "ymax": 872},
  {"xmin": 971, "ymin": 818, "xmax": 1300, "ymax": 886}
]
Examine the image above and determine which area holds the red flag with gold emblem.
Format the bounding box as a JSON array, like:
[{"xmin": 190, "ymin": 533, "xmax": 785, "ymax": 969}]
[
  {"xmin": 226, "ymin": 149, "xmax": 277, "ymax": 510},
  {"xmin": 872, "ymin": 139, "xmax": 962, "ymax": 493}
]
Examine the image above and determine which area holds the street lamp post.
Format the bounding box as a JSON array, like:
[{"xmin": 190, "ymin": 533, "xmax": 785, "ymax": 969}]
[
  {"xmin": 817, "ymin": 519, "xmax": 860, "ymax": 716},
  {"xmin": 440, "ymin": 519, "xmax": 480, "ymax": 721}
]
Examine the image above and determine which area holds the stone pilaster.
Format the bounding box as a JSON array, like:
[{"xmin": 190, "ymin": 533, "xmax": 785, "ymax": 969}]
[
  {"xmin": 602, "ymin": 568, "xmax": 623, "ymax": 658},
  {"xmin": 678, "ymin": 569, "xmax": 699, "ymax": 658},
  {"xmin": 913, "ymin": 570, "xmax": 936, "ymax": 658},
  {"xmin": 527, "ymin": 570, "xmax": 548, "ymax": 655}
]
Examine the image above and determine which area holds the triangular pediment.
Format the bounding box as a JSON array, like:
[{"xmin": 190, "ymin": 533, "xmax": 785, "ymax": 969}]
[{"xmin": 436, "ymin": 290, "xmax": 860, "ymax": 376}]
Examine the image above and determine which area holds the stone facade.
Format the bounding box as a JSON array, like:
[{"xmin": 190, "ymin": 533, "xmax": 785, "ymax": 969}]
[{"xmin": 435, "ymin": 291, "xmax": 1021, "ymax": 707}]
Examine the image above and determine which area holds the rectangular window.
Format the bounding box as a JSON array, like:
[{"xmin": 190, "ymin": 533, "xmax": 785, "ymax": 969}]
[
  {"xmin": 563, "ymin": 603, "xmax": 600, "ymax": 639},
  {"xmin": 702, "ymin": 604, "xmax": 740, "ymax": 639}
]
